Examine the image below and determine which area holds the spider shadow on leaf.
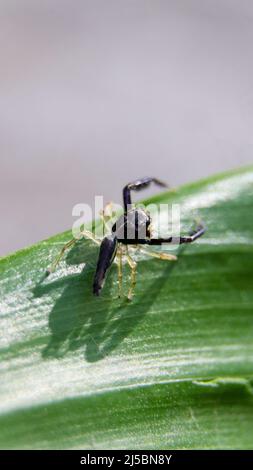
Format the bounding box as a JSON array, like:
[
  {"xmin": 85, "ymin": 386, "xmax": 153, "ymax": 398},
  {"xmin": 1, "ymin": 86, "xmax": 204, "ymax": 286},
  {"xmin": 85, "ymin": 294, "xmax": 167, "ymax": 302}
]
[{"xmin": 33, "ymin": 239, "xmax": 180, "ymax": 363}]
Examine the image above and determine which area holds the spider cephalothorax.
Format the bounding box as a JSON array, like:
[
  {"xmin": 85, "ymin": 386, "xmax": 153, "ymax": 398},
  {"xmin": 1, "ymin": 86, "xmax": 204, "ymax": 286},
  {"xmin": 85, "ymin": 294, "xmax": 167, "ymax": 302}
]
[{"xmin": 112, "ymin": 207, "xmax": 151, "ymax": 241}]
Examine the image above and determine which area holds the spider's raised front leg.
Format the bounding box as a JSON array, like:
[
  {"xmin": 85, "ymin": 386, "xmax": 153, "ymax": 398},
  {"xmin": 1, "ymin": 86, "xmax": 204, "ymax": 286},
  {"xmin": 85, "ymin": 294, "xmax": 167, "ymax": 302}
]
[
  {"xmin": 138, "ymin": 223, "xmax": 206, "ymax": 246},
  {"xmin": 123, "ymin": 177, "xmax": 168, "ymax": 214},
  {"xmin": 178, "ymin": 223, "xmax": 206, "ymax": 244}
]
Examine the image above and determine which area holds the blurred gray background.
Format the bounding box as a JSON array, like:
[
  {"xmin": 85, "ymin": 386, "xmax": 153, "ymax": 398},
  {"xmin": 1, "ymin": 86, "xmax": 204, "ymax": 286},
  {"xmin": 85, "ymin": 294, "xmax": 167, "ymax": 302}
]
[{"xmin": 1, "ymin": 0, "xmax": 253, "ymax": 256}]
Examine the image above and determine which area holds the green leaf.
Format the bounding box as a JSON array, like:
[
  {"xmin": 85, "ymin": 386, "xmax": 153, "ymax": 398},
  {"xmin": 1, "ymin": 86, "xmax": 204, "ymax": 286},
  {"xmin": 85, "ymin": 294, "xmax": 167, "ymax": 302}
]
[{"xmin": 1, "ymin": 166, "xmax": 253, "ymax": 449}]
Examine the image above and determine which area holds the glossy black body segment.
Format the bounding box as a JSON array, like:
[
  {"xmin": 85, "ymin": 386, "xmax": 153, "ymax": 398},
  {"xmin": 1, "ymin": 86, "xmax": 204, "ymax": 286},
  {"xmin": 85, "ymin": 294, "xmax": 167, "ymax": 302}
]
[
  {"xmin": 93, "ymin": 235, "xmax": 118, "ymax": 296},
  {"xmin": 123, "ymin": 177, "xmax": 167, "ymax": 214}
]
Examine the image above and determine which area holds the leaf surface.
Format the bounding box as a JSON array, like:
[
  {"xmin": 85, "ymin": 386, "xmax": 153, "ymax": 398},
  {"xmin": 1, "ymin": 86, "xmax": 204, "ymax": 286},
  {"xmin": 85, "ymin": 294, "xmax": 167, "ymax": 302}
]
[{"xmin": 0, "ymin": 167, "xmax": 253, "ymax": 449}]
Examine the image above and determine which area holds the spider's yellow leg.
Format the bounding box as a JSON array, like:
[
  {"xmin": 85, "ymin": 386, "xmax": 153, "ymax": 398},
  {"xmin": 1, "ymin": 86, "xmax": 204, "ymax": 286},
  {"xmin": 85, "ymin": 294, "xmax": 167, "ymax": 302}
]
[
  {"xmin": 81, "ymin": 228, "xmax": 100, "ymax": 245},
  {"xmin": 116, "ymin": 245, "xmax": 123, "ymax": 298},
  {"xmin": 126, "ymin": 248, "xmax": 137, "ymax": 301},
  {"xmin": 99, "ymin": 210, "xmax": 109, "ymax": 234},
  {"xmin": 47, "ymin": 229, "xmax": 100, "ymax": 275},
  {"xmin": 139, "ymin": 247, "xmax": 177, "ymax": 261},
  {"xmin": 46, "ymin": 238, "xmax": 78, "ymax": 275},
  {"xmin": 100, "ymin": 202, "xmax": 115, "ymax": 234}
]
